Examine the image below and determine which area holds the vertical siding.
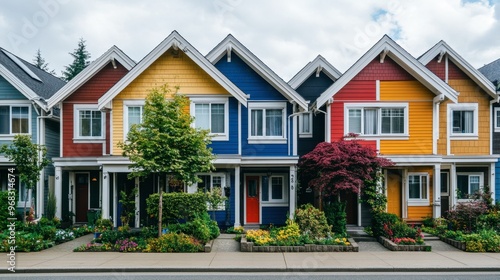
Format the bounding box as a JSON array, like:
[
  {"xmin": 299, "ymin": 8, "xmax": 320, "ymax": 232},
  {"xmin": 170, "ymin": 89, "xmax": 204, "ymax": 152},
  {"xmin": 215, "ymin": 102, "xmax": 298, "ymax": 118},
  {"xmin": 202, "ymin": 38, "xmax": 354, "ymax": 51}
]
[
  {"xmin": 448, "ymin": 79, "xmax": 490, "ymax": 155},
  {"xmin": 112, "ymin": 49, "xmax": 230, "ymax": 154},
  {"xmin": 379, "ymin": 81, "xmax": 434, "ymax": 155}
]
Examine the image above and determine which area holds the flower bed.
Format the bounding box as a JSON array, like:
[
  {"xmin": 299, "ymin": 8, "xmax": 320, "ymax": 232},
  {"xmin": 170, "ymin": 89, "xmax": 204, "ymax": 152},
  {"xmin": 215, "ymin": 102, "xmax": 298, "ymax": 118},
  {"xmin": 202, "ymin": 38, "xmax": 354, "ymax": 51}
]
[
  {"xmin": 378, "ymin": 236, "xmax": 431, "ymax": 251},
  {"xmin": 241, "ymin": 236, "xmax": 358, "ymax": 252}
]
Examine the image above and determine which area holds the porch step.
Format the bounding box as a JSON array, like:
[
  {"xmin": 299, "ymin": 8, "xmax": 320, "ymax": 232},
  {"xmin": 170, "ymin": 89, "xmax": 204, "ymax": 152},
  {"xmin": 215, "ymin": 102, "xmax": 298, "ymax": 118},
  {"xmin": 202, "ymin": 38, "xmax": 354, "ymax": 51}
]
[
  {"xmin": 422, "ymin": 232, "xmax": 440, "ymax": 241},
  {"xmin": 347, "ymin": 226, "xmax": 374, "ymax": 242},
  {"xmin": 243, "ymin": 224, "xmax": 260, "ymax": 231}
]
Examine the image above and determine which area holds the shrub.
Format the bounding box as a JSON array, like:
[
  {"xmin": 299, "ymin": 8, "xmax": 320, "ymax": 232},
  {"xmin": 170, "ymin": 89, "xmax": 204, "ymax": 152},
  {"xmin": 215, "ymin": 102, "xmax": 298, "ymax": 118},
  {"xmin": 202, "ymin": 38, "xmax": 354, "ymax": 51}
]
[
  {"xmin": 226, "ymin": 226, "xmax": 244, "ymax": 234},
  {"xmin": 115, "ymin": 238, "xmax": 139, "ymax": 252},
  {"xmin": 294, "ymin": 204, "xmax": 331, "ymax": 239},
  {"xmin": 145, "ymin": 232, "xmax": 203, "ymax": 252},
  {"xmin": 447, "ymin": 201, "xmax": 489, "ymax": 233},
  {"xmin": 246, "ymin": 229, "xmax": 272, "ymax": 246},
  {"xmin": 323, "ymin": 201, "xmax": 347, "ymax": 237},
  {"xmin": 146, "ymin": 192, "xmax": 207, "ymax": 224},
  {"xmin": 54, "ymin": 229, "xmax": 75, "ymax": 244},
  {"xmin": 0, "ymin": 191, "xmax": 11, "ymax": 230},
  {"xmin": 46, "ymin": 191, "xmax": 57, "ymax": 220},
  {"xmin": 275, "ymin": 219, "xmax": 301, "ymax": 246},
  {"xmin": 464, "ymin": 229, "xmax": 500, "ymax": 252},
  {"xmin": 371, "ymin": 212, "xmax": 399, "ymax": 237},
  {"xmin": 168, "ymin": 212, "xmax": 219, "ymax": 243},
  {"xmin": 477, "ymin": 211, "xmax": 500, "ymax": 232}
]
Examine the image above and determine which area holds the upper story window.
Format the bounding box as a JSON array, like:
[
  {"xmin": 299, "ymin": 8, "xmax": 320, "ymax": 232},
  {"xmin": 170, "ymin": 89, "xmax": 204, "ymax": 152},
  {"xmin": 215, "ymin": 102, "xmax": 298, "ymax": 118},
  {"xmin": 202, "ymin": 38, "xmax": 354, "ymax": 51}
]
[
  {"xmin": 0, "ymin": 104, "xmax": 30, "ymax": 136},
  {"xmin": 123, "ymin": 101, "xmax": 145, "ymax": 139},
  {"xmin": 190, "ymin": 97, "xmax": 228, "ymax": 141},
  {"xmin": 345, "ymin": 103, "xmax": 408, "ymax": 137},
  {"xmin": 457, "ymin": 172, "xmax": 483, "ymax": 200},
  {"xmin": 248, "ymin": 102, "xmax": 287, "ymax": 144},
  {"xmin": 74, "ymin": 105, "xmax": 104, "ymax": 141},
  {"xmin": 495, "ymin": 107, "xmax": 500, "ymax": 132},
  {"xmin": 299, "ymin": 112, "xmax": 313, "ymax": 137},
  {"xmin": 448, "ymin": 103, "xmax": 478, "ymax": 138},
  {"xmin": 407, "ymin": 173, "xmax": 429, "ymax": 206}
]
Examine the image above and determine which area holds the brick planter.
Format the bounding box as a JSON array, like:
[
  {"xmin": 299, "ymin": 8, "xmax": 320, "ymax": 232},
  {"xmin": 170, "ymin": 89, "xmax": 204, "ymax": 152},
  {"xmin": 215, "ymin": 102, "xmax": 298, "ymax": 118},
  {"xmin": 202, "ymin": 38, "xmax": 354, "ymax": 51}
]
[
  {"xmin": 240, "ymin": 236, "xmax": 359, "ymax": 252},
  {"xmin": 439, "ymin": 236, "xmax": 466, "ymax": 251},
  {"xmin": 378, "ymin": 236, "xmax": 431, "ymax": 251}
]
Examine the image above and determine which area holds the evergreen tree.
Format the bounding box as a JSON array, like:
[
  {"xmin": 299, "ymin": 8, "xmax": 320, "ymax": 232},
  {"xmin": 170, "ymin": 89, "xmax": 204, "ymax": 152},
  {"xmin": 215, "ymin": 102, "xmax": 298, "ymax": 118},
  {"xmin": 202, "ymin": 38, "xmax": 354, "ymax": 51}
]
[
  {"xmin": 61, "ymin": 38, "xmax": 91, "ymax": 81},
  {"xmin": 32, "ymin": 49, "xmax": 55, "ymax": 74}
]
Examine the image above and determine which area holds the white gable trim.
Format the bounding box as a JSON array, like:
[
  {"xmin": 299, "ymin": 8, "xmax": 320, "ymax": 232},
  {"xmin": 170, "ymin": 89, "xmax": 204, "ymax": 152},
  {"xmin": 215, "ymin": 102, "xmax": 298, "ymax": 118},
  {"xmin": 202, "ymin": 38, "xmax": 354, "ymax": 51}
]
[
  {"xmin": 98, "ymin": 31, "xmax": 247, "ymax": 110},
  {"xmin": 419, "ymin": 41, "xmax": 497, "ymax": 99},
  {"xmin": 0, "ymin": 64, "xmax": 45, "ymax": 109},
  {"xmin": 47, "ymin": 46, "xmax": 136, "ymax": 108},
  {"xmin": 316, "ymin": 35, "xmax": 459, "ymax": 109},
  {"xmin": 206, "ymin": 35, "xmax": 308, "ymax": 111},
  {"xmin": 288, "ymin": 55, "xmax": 342, "ymax": 89}
]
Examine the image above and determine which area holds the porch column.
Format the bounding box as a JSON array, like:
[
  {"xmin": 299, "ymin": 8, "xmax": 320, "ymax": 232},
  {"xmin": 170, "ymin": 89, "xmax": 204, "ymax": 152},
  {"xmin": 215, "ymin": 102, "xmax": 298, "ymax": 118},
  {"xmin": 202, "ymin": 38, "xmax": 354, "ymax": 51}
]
[
  {"xmin": 289, "ymin": 165, "xmax": 297, "ymax": 219},
  {"xmin": 234, "ymin": 166, "xmax": 241, "ymax": 227},
  {"xmin": 490, "ymin": 162, "xmax": 496, "ymax": 205},
  {"xmin": 54, "ymin": 166, "xmax": 62, "ymax": 219},
  {"xmin": 433, "ymin": 164, "xmax": 441, "ymax": 218},
  {"xmin": 450, "ymin": 164, "xmax": 456, "ymax": 208},
  {"xmin": 37, "ymin": 171, "xmax": 44, "ymax": 219},
  {"xmin": 101, "ymin": 171, "xmax": 110, "ymax": 221}
]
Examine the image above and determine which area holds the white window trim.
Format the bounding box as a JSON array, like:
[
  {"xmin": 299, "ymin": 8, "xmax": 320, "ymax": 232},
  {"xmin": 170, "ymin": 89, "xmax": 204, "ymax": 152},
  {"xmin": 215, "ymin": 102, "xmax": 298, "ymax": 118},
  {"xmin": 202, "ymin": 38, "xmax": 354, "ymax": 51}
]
[
  {"xmin": 448, "ymin": 103, "xmax": 479, "ymax": 139},
  {"xmin": 299, "ymin": 112, "xmax": 313, "ymax": 138},
  {"xmin": 407, "ymin": 172, "xmax": 430, "ymax": 206},
  {"xmin": 73, "ymin": 104, "xmax": 105, "ymax": 142},
  {"xmin": 123, "ymin": 100, "xmax": 145, "ymax": 140},
  {"xmin": 190, "ymin": 97, "xmax": 229, "ymax": 141},
  {"xmin": 0, "ymin": 101, "xmax": 32, "ymax": 140},
  {"xmin": 457, "ymin": 172, "xmax": 484, "ymax": 202},
  {"xmin": 344, "ymin": 102, "xmax": 409, "ymax": 139},
  {"xmin": 188, "ymin": 173, "xmax": 228, "ymax": 210},
  {"xmin": 248, "ymin": 102, "xmax": 287, "ymax": 144},
  {"xmin": 262, "ymin": 174, "xmax": 288, "ymax": 206},
  {"xmin": 494, "ymin": 107, "xmax": 500, "ymax": 133}
]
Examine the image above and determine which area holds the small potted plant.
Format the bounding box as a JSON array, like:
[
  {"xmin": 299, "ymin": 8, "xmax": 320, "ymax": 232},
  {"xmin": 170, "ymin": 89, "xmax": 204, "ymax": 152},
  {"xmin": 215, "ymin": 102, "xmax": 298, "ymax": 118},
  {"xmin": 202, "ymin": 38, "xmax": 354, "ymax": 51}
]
[{"xmin": 94, "ymin": 218, "xmax": 113, "ymax": 239}]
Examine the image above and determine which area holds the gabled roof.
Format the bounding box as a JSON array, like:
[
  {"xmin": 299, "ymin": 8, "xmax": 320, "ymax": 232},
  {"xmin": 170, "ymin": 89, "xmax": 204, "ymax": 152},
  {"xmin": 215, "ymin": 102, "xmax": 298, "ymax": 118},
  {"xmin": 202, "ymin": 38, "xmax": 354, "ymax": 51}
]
[
  {"xmin": 98, "ymin": 31, "xmax": 248, "ymax": 109},
  {"xmin": 0, "ymin": 47, "xmax": 66, "ymax": 109},
  {"xmin": 479, "ymin": 58, "xmax": 500, "ymax": 87},
  {"xmin": 206, "ymin": 34, "xmax": 309, "ymax": 110},
  {"xmin": 316, "ymin": 35, "xmax": 459, "ymax": 109},
  {"xmin": 419, "ymin": 40, "xmax": 497, "ymax": 99},
  {"xmin": 47, "ymin": 45, "xmax": 135, "ymax": 108},
  {"xmin": 288, "ymin": 55, "xmax": 342, "ymax": 90}
]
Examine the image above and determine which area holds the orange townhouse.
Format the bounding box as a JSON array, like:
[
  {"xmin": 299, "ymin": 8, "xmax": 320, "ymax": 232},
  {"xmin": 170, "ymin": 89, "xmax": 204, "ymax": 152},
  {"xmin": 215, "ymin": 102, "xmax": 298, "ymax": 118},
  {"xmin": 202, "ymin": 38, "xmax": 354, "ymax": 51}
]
[{"xmin": 315, "ymin": 35, "xmax": 459, "ymax": 226}]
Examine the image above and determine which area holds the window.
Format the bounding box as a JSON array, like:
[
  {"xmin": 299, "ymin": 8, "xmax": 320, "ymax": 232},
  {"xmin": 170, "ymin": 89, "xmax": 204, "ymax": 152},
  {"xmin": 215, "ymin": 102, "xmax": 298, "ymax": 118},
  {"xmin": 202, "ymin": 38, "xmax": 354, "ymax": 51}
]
[
  {"xmin": 407, "ymin": 173, "xmax": 429, "ymax": 206},
  {"xmin": 190, "ymin": 98, "xmax": 228, "ymax": 141},
  {"xmin": 457, "ymin": 173, "xmax": 483, "ymax": 200},
  {"xmin": 74, "ymin": 105, "xmax": 104, "ymax": 140},
  {"xmin": 0, "ymin": 105, "xmax": 30, "ymax": 135},
  {"xmin": 123, "ymin": 101, "xmax": 145, "ymax": 139},
  {"xmin": 299, "ymin": 112, "xmax": 313, "ymax": 137},
  {"xmin": 248, "ymin": 102, "xmax": 287, "ymax": 143},
  {"xmin": 188, "ymin": 173, "xmax": 227, "ymax": 210},
  {"xmin": 449, "ymin": 103, "xmax": 478, "ymax": 138},
  {"xmin": 262, "ymin": 175, "xmax": 287, "ymax": 204},
  {"xmin": 494, "ymin": 107, "xmax": 500, "ymax": 132},
  {"xmin": 345, "ymin": 103, "xmax": 408, "ymax": 137}
]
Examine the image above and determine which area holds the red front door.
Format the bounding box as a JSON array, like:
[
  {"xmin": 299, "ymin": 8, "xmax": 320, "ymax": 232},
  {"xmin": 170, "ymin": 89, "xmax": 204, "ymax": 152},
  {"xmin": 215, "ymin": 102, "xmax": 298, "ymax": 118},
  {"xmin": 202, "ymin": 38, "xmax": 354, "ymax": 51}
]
[
  {"xmin": 246, "ymin": 176, "xmax": 260, "ymax": 224},
  {"xmin": 75, "ymin": 174, "xmax": 89, "ymax": 223}
]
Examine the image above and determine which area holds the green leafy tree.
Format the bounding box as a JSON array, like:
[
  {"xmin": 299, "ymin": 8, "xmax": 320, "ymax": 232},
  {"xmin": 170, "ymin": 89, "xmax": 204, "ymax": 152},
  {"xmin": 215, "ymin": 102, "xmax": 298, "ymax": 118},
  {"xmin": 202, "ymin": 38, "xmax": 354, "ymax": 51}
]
[
  {"xmin": 0, "ymin": 135, "xmax": 51, "ymax": 222},
  {"xmin": 119, "ymin": 84, "xmax": 215, "ymax": 237},
  {"xmin": 32, "ymin": 49, "xmax": 55, "ymax": 75},
  {"xmin": 61, "ymin": 38, "xmax": 91, "ymax": 81}
]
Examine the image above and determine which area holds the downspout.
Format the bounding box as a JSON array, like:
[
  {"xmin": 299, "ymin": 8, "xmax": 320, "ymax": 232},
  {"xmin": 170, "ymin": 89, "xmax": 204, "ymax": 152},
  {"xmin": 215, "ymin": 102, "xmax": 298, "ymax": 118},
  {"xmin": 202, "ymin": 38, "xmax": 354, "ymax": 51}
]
[
  {"xmin": 288, "ymin": 104, "xmax": 304, "ymax": 156},
  {"xmin": 433, "ymin": 94, "xmax": 444, "ymax": 155}
]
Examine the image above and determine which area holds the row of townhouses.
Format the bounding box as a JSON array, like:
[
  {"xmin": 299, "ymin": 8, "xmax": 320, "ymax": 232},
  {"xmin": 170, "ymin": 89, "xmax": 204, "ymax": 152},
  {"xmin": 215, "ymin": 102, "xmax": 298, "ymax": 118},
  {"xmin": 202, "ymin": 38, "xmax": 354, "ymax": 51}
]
[{"xmin": 1, "ymin": 31, "xmax": 499, "ymax": 228}]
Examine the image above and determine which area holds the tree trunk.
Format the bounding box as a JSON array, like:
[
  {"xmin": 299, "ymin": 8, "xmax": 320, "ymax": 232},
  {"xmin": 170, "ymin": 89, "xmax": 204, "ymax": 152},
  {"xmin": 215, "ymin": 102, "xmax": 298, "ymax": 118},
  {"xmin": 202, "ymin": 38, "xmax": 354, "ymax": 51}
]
[
  {"xmin": 157, "ymin": 174, "xmax": 163, "ymax": 238},
  {"xmin": 23, "ymin": 187, "xmax": 29, "ymax": 223}
]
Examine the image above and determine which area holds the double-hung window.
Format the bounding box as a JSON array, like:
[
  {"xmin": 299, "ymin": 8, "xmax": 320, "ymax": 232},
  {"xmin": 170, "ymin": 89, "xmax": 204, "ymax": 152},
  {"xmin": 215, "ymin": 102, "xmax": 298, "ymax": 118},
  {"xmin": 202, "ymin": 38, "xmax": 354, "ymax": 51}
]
[
  {"xmin": 345, "ymin": 103, "xmax": 407, "ymax": 137},
  {"xmin": 457, "ymin": 173, "xmax": 483, "ymax": 200},
  {"xmin": 123, "ymin": 101, "xmax": 145, "ymax": 139},
  {"xmin": 188, "ymin": 173, "xmax": 227, "ymax": 210},
  {"xmin": 248, "ymin": 102, "xmax": 286, "ymax": 144},
  {"xmin": 74, "ymin": 105, "xmax": 104, "ymax": 141},
  {"xmin": 495, "ymin": 107, "xmax": 500, "ymax": 132},
  {"xmin": 262, "ymin": 175, "xmax": 288, "ymax": 204},
  {"xmin": 407, "ymin": 173, "xmax": 429, "ymax": 206},
  {"xmin": 190, "ymin": 97, "xmax": 228, "ymax": 141},
  {"xmin": 448, "ymin": 103, "xmax": 478, "ymax": 138},
  {"xmin": 0, "ymin": 104, "xmax": 30, "ymax": 136},
  {"xmin": 299, "ymin": 112, "xmax": 313, "ymax": 137}
]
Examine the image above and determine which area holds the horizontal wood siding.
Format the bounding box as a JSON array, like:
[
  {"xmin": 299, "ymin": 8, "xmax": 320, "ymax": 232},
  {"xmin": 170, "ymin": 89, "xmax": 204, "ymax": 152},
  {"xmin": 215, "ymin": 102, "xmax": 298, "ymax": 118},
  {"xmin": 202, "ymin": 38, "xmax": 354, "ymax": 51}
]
[
  {"xmin": 45, "ymin": 119, "xmax": 60, "ymax": 160},
  {"xmin": 448, "ymin": 79, "xmax": 490, "ymax": 155},
  {"xmin": 493, "ymin": 103, "xmax": 500, "ymax": 154},
  {"xmin": 0, "ymin": 76, "xmax": 26, "ymax": 99},
  {"xmin": 380, "ymin": 81, "xmax": 434, "ymax": 155},
  {"xmin": 62, "ymin": 103, "xmax": 103, "ymax": 157},
  {"xmin": 209, "ymin": 98, "xmax": 238, "ymax": 154},
  {"xmin": 353, "ymin": 57, "xmax": 415, "ymax": 81},
  {"xmin": 261, "ymin": 206, "xmax": 287, "ymax": 225},
  {"xmin": 112, "ymin": 49, "xmax": 230, "ymax": 154},
  {"xmin": 407, "ymin": 166, "xmax": 433, "ymax": 221}
]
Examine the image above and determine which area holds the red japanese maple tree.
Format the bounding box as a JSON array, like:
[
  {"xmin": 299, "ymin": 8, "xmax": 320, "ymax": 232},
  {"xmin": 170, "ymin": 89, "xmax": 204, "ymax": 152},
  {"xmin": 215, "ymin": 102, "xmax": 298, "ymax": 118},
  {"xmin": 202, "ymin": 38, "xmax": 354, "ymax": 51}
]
[{"xmin": 298, "ymin": 134, "xmax": 393, "ymax": 198}]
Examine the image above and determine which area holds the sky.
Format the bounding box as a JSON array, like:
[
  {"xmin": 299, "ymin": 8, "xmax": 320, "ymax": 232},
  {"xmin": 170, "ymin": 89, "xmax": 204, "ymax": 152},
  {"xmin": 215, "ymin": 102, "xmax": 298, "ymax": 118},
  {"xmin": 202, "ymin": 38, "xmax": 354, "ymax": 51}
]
[{"xmin": 0, "ymin": 0, "xmax": 499, "ymax": 81}]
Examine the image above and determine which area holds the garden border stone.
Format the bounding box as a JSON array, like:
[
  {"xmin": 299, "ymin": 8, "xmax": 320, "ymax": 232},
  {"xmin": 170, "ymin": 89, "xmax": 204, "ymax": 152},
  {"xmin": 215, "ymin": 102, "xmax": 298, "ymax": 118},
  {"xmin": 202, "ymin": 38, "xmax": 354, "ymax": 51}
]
[
  {"xmin": 378, "ymin": 236, "xmax": 431, "ymax": 251},
  {"xmin": 439, "ymin": 236, "xmax": 466, "ymax": 251},
  {"xmin": 240, "ymin": 236, "xmax": 359, "ymax": 252}
]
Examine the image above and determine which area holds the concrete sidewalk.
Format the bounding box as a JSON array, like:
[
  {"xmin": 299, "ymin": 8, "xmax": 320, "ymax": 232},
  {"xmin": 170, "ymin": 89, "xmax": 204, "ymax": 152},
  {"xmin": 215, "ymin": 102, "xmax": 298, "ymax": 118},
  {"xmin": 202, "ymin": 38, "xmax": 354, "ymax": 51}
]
[{"xmin": 9, "ymin": 234, "xmax": 500, "ymax": 273}]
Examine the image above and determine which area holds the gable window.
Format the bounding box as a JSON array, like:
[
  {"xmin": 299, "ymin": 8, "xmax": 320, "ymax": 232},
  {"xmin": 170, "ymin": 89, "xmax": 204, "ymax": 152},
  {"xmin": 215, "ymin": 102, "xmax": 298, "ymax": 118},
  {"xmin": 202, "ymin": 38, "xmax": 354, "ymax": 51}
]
[
  {"xmin": 299, "ymin": 112, "xmax": 313, "ymax": 137},
  {"xmin": 345, "ymin": 103, "xmax": 408, "ymax": 137},
  {"xmin": 0, "ymin": 105, "xmax": 30, "ymax": 135},
  {"xmin": 407, "ymin": 173, "xmax": 429, "ymax": 206},
  {"xmin": 449, "ymin": 103, "xmax": 478, "ymax": 138},
  {"xmin": 190, "ymin": 97, "xmax": 228, "ymax": 141},
  {"xmin": 74, "ymin": 105, "xmax": 105, "ymax": 141},
  {"xmin": 248, "ymin": 102, "xmax": 286, "ymax": 144},
  {"xmin": 261, "ymin": 175, "xmax": 288, "ymax": 204},
  {"xmin": 123, "ymin": 101, "xmax": 145, "ymax": 139},
  {"xmin": 457, "ymin": 173, "xmax": 483, "ymax": 200}
]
